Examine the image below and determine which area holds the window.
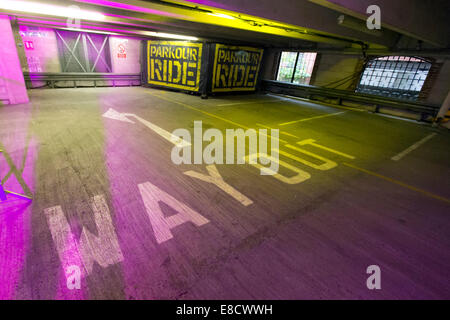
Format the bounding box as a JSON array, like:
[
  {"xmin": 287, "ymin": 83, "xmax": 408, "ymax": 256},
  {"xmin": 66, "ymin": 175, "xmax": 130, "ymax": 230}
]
[
  {"xmin": 276, "ymin": 52, "xmax": 317, "ymax": 85},
  {"xmin": 356, "ymin": 56, "xmax": 431, "ymax": 100}
]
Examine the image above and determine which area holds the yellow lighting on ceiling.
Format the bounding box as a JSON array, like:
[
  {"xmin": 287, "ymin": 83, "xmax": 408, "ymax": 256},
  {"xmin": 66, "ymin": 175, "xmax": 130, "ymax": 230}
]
[{"xmin": 207, "ymin": 12, "xmax": 236, "ymax": 20}]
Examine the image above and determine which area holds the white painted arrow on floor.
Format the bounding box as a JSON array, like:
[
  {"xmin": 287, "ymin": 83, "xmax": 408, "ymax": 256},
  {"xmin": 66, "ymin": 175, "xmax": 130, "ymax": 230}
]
[{"xmin": 102, "ymin": 108, "xmax": 190, "ymax": 147}]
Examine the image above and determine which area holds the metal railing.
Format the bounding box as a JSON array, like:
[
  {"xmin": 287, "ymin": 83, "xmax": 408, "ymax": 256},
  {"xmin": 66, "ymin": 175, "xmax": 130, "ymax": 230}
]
[
  {"xmin": 23, "ymin": 72, "xmax": 141, "ymax": 89},
  {"xmin": 262, "ymin": 80, "xmax": 440, "ymax": 120}
]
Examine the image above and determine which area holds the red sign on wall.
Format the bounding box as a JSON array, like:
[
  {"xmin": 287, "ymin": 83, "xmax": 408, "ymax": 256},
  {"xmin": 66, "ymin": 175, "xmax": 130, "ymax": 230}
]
[
  {"xmin": 117, "ymin": 43, "xmax": 126, "ymax": 59},
  {"xmin": 24, "ymin": 41, "xmax": 34, "ymax": 50}
]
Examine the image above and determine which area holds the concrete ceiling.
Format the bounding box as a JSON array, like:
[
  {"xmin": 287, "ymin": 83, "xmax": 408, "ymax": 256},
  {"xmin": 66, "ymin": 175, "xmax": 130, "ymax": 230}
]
[
  {"xmin": 310, "ymin": 0, "xmax": 450, "ymax": 48},
  {"xmin": 179, "ymin": 0, "xmax": 450, "ymax": 48},
  {"xmin": 1, "ymin": 0, "xmax": 449, "ymax": 52}
]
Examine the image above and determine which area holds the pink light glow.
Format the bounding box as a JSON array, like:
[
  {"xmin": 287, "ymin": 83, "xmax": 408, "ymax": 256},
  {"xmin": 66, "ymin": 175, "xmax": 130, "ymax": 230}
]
[
  {"xmin": 0, "ymin": 0, "xmax": 105, "ymax": 21},
  {"xmin": 19, "ymin": 25, "xmax": 59, "ymax": 74},
  {"xmin": 16, "ymin": 13, "xmax": 162, "ymax": 31},
  {"xmin": 54, "ymin": 232, "xmax": 86, "ymax": 300},
  {"xmin": 0, "ymin": 15, "xmax": 28, "ymax": 104},
  {"xmin": 0, "ymin": 200, "xmax": 32, "ymax": 299},
  {"xmin": 13, "ymin": 11, "xmax": 172, "ymax": 32},
  {"xmin": 17, "ymin": 14, "xmax": 118, "ymax": 29},
  {"xmin": 100, "ymin": 96, "xmax": 166, "ymax": 299},
  {"xmin": 0, "ymin": 104, "xmax": 37, "ymax": 299},
  {"xmin": 17, "ymin": 18, "xmax": 141, "ymax": 36}
]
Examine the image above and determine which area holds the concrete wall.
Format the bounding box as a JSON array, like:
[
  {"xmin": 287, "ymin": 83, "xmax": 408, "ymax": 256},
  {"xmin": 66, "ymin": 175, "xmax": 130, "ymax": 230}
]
[
  {"xmin": 425, "ymin": 59, "xmax": 450, "ymax": 107},
  {"xmin": 109, "ymin": 36, "xmax": 142, "ymax": 74},
  {"xmin": 260, "ymin": 50, "xmax": 362, "ymax": 90},
  {"xmin": 0, "ymin": 15, "xmax": 29, "ymax": 105},
  {"xmin": 17, "ymin": 25, "xmax": 61, "ymax": 73},
  {"xmin": 15, "ymin": 26, "xmax": 142, "ymax": 75},
  {"xmin": 310, "ymin": 53, "xmax": 362, "ymax": 90},
  {"xmin": 261, "ymin": 50, "xmax": 450, "ymax": 106},
  {"xmin": 14, "ymin": 26, "xmax": 142, "ymax": 88},
  {"xmin": 260, "ymin": 48, "xmax": 280, "ymax": 81}
]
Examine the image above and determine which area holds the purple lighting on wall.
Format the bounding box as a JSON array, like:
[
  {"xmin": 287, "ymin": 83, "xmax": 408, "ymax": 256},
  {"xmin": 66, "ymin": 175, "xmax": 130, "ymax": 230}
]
[
  {"xmin": 0, "ymin": 200, "xmax": 32, "ymax": 299},
  {"xmin": 0, "ymin": 106, "xmax": 36, "ymax": 299}
]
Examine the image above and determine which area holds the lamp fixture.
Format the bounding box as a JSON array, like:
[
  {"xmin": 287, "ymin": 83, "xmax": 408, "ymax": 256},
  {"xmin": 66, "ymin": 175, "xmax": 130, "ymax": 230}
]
[
  {"xmin": 0, "ymin": 0, "xmax": 105, "ymax": 21},
  {"xmin": 143, "ymin": 31, "xmax": 198, "ymax": 41},
  {"xmin": 207, "ymin": 12, "xmax": 236, "ymax": 20}
]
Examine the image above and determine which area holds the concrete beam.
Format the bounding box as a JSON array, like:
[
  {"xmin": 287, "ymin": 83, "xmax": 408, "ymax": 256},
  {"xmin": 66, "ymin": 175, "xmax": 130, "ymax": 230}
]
[
  {"xmin": 0, "ymin": 0, "xmax": 367, "ymax": 46},
  {"xmin": 310, "ymin": 0, "xmax": 450, "ymax": 47},
  {"xmin": 174, "ymin": 0, "xmax": 397, "ymax": 47}
]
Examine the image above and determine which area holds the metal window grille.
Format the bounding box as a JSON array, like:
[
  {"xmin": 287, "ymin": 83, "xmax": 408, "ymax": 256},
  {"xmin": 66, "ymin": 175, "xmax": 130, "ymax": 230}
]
[
  {"xmin": 356, "ymin": 56, "xmax": 432, "ymax": 101},
  {"xmin": 276, "ymin": 52, "xmax": 317, "ymax": 85}
]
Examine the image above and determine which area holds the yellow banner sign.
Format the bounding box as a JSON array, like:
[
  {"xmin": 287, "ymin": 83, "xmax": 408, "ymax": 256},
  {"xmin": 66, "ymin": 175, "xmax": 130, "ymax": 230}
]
[
  {"xmin": 212, "ymin": 44, "xmax": 263, "ymax": 92},
  {"xmin": 147, "ymin": 41, "xmax": 202, "ymax": 91}
]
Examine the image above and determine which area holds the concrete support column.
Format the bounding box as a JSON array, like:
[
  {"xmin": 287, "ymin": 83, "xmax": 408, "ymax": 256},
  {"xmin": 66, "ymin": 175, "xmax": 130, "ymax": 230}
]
[
  {"xmin": 436, "ymin": 91, "xmax": 450, "ymax": 119},
  {"xmin": 0, "ymin": 15, "xmax": 29, "ymax": 105}
]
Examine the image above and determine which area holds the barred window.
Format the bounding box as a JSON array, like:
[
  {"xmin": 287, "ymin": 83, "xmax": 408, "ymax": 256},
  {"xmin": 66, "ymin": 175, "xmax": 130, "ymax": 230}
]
[{"xmin": 356, "ymin": 56, "xmax": 431, "ymax": 100}]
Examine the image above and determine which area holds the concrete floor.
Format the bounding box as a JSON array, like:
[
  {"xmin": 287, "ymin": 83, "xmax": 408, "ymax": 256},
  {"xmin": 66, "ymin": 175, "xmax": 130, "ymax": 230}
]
[{"xmin": 0, "ymin": 87, "xmax": 449, "ymax": 299}]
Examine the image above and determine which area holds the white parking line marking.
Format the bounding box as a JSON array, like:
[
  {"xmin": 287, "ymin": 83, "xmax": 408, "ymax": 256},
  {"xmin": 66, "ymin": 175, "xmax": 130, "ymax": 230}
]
[
  {"xmin": 268, "ymin": 93, "xmax": 365, "ymax": 112},
  {"xmin": 391, "ymin": 133, "xmax": 437, "ymax": 161},
  {"xmin": 297, "ymin": 138, "xmax": 355, "ymax": 160},
  {"xmin": 256, "ymin": 123, "xmax": 299, "ymax": 138},
  {"xmin": 146, "ymin": 92, "xmax": 289, "ymax": 143},
  {"xmin": 279, "ymin": 111, "xmax": 347, "ymax": 126},
  {"xmin": 217, "ymin": 98, "xmax": 285, "ymax": 107}
]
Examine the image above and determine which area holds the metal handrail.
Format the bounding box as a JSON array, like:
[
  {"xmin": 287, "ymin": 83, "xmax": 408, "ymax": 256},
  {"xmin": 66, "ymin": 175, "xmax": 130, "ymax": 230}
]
[
  {"xmin": 23, "ymin": 72, "xmax": 140, "ymax": 78},
  {"xmin": 23, "ymin": 72, "xmax": 141, "ymax": 89},
  {"xmin": 262, "ymin": 80, "xmax": 440, "ymax": 118}
]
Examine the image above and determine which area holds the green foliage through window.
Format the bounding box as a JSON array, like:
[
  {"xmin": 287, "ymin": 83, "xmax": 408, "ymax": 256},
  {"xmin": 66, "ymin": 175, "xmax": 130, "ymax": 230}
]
[{"xmin": 276, "ymin": 52, "xmax": 317, "ymax": 85}]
